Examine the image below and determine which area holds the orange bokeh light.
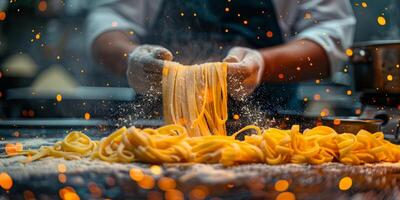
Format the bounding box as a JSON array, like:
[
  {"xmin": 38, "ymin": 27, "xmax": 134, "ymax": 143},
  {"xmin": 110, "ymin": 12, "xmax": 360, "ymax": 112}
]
[
  {"xmin": 58, "ymin": 164, "xmax": 67, "ymax": 173},
  {"xmin": 38, "ymin": 1, "xmax": 48, "ymax": 12},
  {"xmin": 189, "ymin": 185, "xmax": 209, "ymax": 200},
  {"xmin": 157, "ymin": 177, "xmax": 176, "ymax": 191},
  {"xmin": 266, "ymin": 31, "xmax": 274, "ymax": 38},
  {"xmin": 0, "ymin": 12, "xmax": 6, "ymax": 21},
  {"xmin": 0, "ymin": 172, "xmax": 13, "ymax": 190},
  {"xmin": 138, "ymin": 175, "xmax": 155, "ymax": 189},
  {"xmin": 276, "ymin": 192, "xmax": 295, "ymax": 200},
  {"xmin": 130, "ymin": 168, "xmax": 144, "ymax": 181},
  {"xmin": 274, "ymin": 179, "xmax": 289, "ymax": 192},
  {"xmin": 58, "ymin": 174, "xmax": 67, "ymax": 183},
  {"xmin": 84, "ymin": 112, "xmax": 91, "ymax": 120},
  {"xmin": 339, "ymin": 176, "xmax": 352, "ymax": 191}
]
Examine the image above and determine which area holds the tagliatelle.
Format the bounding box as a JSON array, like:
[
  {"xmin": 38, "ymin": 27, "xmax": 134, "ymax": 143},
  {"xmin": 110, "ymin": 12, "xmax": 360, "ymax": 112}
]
[
  {"xmin": 11, "ymin": 61, "xmax": 400, "ymax": 165},
  {"xmin": 14, "ymin": 125, "xmax": 400, "ymax": 165},
  {"xmin": 162, "ymin": 61, "xmax": 228, "ymax": 137}
]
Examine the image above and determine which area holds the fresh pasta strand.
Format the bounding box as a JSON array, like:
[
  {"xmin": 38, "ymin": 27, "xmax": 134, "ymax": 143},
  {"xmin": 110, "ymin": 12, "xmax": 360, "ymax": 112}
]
[{"xmin": 162, "ymin": 61, "xmax": 228, "ymax": 137}]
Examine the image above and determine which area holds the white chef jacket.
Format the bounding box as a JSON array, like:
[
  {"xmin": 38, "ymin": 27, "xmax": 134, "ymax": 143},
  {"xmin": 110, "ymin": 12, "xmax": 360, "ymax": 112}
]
[{"xmin": 85, "ymin": 0, "xmax": 356, "ymax": 85}]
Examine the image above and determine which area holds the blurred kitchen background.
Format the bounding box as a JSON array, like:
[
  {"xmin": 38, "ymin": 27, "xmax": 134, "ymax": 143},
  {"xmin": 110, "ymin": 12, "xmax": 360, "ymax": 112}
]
[{"xmin": 0, "ymin": 0, "xmax": 399, "ymax": 121}]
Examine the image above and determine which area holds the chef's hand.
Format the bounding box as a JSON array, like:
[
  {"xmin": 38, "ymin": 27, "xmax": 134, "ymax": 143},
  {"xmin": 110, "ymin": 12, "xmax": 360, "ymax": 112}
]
[
  {"xmin": 127, "ymin": 45, "xmax": 173, "ymax": 94},
  {"xmin": 223, "ymin": 47, "xmax": 265, "ymax": 100}
]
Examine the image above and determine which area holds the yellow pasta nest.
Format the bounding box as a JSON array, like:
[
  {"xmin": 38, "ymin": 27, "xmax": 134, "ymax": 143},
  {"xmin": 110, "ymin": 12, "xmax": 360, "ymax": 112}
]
[{"xmin": 15, "ymin": 125, "xmax": 400, "ymax": 165}]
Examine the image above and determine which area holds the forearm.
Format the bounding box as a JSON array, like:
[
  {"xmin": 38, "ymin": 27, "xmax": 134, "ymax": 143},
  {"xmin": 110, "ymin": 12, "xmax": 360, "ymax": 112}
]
[
  {"xmin": 92, "ymin": 31, "xmax": 137, "ymax": 75},
  {"xmin": 260, "ymin": 39, "xmax": 330, "ymax": 83}
]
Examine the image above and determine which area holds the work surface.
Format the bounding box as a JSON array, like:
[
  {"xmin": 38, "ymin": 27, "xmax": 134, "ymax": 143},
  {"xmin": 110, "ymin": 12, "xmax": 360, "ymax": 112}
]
[{"xmin": 2, "ymin": 138, "xmax": 400, "ymax": 200}]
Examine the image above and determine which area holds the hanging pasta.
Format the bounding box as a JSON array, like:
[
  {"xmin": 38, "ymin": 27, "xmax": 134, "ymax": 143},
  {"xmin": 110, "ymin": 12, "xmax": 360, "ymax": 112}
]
[{"xmin": 162, "ymin": 61, "xmax": 228, "ymax": 137}]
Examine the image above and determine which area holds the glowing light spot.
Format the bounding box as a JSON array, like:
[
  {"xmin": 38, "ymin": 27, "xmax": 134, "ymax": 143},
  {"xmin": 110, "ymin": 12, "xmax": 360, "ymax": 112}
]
[
  {"xmin": 165, "ymin": 189, "xmax": 184, "ymax": 200},
  {"xmin": 346, "ymin": 90, "xmax": 352, "ymax": 96},
  {"xmin": 157, "ymin": 177, "xmax": 176, "ymax": 191},
  {"xmin": 387, "ymin": 74, "xmax": 393, "ymax": 81},
  {"xmin": 180, "ymin": 12, "xmax": 184, "ymax": 16},
  {"xmin": 313, "ymin": 94, "xmax": 321, "ymax": 101},
  {"xmin": 266, "ymin": 31, "xmax": 273, "ymax": 38},
  {"xmin": 233, "ymin": 114, "xmax": 240, "ymax": 120},
  {"xmin": 138, "ymin": 175, "xmax": 155, "ymax": 189},
  {"xmin": 129, "ymin": 168, "xmax": 144, "ymax": 181},
  {"xmin": 339, "ymin": 176, "xmax": 352, "ymax": 191},
  {"xmin": 28, "ymin": 109, "xmax": 35, "ymax": 117},
  {"xmin": 225, "ymin": 29, "xmax": 229, "ymax": 33},
  {"xmin": 193, "ymin": 13, "xmax": 197, "ymax": 17},
  {"xmin": 88, "ymin": 182, "xmax": 102, "ymax": 198},
  {"xmin": 315, "ymin": 79, "xmax": 320, "ymax": 84},
  {"xmin": 189, "ymin": 185, "xmax": 209, "ymax": 200},
  {"xmin": 0, "ymin": 172, "xmax": 13, "ymax": 190},
  {"xmin": 38, "ymin": 1, "xmax": 47, "ymax": 12},
  {"xmin": 355, "ymin": 108, "xmax": 362, "ymax": 115},
  {"xmin": 320, "ymin": 108, "xmax": 329, "ymax": 117},
  {"xmin": 278, "ymin": 73, "xmax": 285, "ymax": 79},
  {"xmin": 361, "ymin": 2, "xmax": 367, "ymax": 8},
  {"xmin": 345, "ymin": 49, "xmax": 353, "ymax": 57},
  {"xmin": 276, "ymin": 192, "xmax": 295, "ymax": 200},
  {"xmin": 35, "ymin": 33, "xmax": 41, "ymax": 40},
  {"xmin": 274, "ymin": 180, "xmax": 289, "ymax": 192},
  {"xmin": 333, "ymin": 118, "xmax": 341, "ymax": 125},
  {"xmin": 303, "ymin": 97, "xmax": 308, "ymax": 102},
  {"xmin": 58, "ymin": 164, "xmax": 67, "ymax": 173},
  {"xmin": 0, "ymin": 12, "xmax": 6, "ymax": 21},
  {"xmin": 243, "ymin": 20, "xmax": 248, "ymax": 25},
  {"xmin": 377, "ymin": 16, "xmax": 386, "ymax": 26},
  {"xmin": 57, "ymin": 56, "xmax": 61, "ymax": 60},
  {"xmin": 56, "ymin": 94, "xmax": 62, "ymax": 102},
  {"xmin": 225, "ymin": 7, "xmax": 230, "ymax": 12},
  {"xmin": 396, "ymin": 64, "xmax": 399, "ymax": 68},
  {"xmin": 150, "ymin": 165, "xmax": 162, "ymax": 175},
  {"xmin": 64, "ymin": 191, "xmax": 80, "ymax": 200},
  {"xmin": 59, "ymin": 187, "xmax": 75, "ymax": 200},
  {"xmin": 84, "ymin": 112, "xmax": 91, "ymax": 120},
  {"xmin": 58, "ymin": 174, "xmax": 67, "ymax": 183},
  {"xmin": 5, "ymin": 143, "xmax": 17, "ymax": 155},
  {"xmin": 304, "ymin": 12, "xmax": 312, "ymax": 19}
]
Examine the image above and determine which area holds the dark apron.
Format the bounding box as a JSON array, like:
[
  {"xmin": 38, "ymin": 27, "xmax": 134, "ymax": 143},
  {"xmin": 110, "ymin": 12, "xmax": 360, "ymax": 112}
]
[{"xmin": 143, "ymin": 0, "xmax": 301, "ymax": 122}]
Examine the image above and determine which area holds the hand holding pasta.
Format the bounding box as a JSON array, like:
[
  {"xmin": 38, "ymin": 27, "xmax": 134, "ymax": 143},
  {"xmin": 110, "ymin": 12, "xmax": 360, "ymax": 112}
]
[
  {"xmin": 223, "ymin": 47, "xmax": 265, "ymax": 100},
  {"xmin": 127, "ymin": 45, "xmax": 173, "ymax": 94}
]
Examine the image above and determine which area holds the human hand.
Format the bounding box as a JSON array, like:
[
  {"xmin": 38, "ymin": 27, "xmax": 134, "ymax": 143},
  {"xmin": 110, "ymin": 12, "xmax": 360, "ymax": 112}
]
[
  {"xmin": 127, "ymin": 45, "xmax": 173, "ymax": 94},
  {"xmin": 223, "ymin": 47, "xmax": 265, "ymax": 100}
]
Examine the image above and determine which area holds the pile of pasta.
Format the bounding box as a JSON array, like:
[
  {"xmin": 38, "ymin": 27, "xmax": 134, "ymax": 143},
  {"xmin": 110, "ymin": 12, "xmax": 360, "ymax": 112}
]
[
  {"xmin": 14, "ymin": 124, "xmax": 400, "ymax": 165},
  {"xmin": 11, "ymin": 61, "xmax": 400, "ymax": 165}
]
